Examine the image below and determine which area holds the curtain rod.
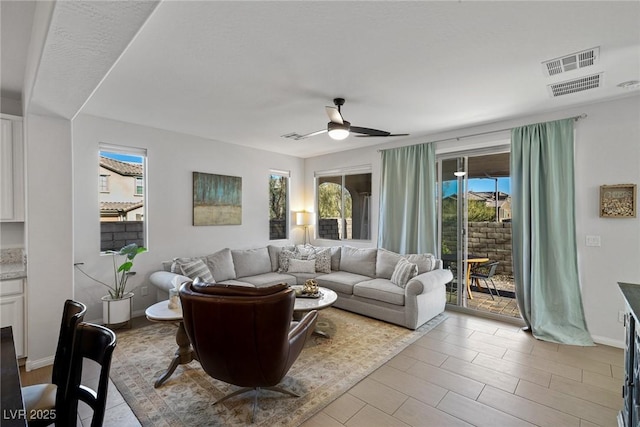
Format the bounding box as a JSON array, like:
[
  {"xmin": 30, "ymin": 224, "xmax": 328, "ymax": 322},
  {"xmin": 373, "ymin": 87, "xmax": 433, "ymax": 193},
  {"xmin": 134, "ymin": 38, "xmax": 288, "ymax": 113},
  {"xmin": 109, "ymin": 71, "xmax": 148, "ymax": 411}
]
[{"xmin": 378, "ymin": 113, "xmax": 587, "ymax": 151}]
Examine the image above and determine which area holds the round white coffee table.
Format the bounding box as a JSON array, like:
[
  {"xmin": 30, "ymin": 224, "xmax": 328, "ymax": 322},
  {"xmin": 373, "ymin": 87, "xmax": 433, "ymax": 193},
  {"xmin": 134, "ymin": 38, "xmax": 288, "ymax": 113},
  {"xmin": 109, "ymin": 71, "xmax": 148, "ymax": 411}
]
[
  {"xmin": 145, "ymin": 300, "xmax": 198, "ymax": 388},
  {"xmin": 293, "ymin": 286, "xmax": 337, "ymax": 338}
]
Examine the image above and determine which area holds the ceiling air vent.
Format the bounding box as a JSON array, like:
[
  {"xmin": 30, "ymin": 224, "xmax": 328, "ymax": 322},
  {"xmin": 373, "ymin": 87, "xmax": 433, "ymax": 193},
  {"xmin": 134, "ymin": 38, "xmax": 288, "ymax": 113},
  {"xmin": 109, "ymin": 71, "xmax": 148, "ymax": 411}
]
[
  {"xmin": 547, "ymin": 73, "xmax": 602, "ymax": 97},
  {"xmin": 542, "ymin": 47, "xmax": 599, "ymax": 77}
]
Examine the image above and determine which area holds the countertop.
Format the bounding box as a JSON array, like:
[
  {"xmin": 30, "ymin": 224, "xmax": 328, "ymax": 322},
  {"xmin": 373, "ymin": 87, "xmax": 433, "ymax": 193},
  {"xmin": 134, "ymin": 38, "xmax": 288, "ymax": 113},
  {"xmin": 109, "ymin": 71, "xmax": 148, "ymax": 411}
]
[
  {"xmin": 619, "ymin": 282, "xmax": 640, "ymax": 320},
  {"xmin": 0, "ymin": 248, "xmax": 26, "ymax": 280}
]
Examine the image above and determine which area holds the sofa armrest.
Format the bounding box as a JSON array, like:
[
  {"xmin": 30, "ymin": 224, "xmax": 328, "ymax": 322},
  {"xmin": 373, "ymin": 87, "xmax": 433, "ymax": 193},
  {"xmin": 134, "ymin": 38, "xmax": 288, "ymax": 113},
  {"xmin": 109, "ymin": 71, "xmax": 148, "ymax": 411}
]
[
  {"xmin": 405, "ymin": 268, "xmax": 453, "ymax": 296},
  {"xmin": 150, "ymin": 271, "xmax": 192, "ymax": 293}
]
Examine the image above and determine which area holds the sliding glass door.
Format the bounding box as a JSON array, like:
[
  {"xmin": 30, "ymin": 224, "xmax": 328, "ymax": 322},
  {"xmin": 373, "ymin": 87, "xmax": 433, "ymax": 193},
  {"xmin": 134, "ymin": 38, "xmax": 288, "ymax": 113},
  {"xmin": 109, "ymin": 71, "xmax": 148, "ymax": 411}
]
[{"xmin": 439, "ymin": 149, "xmax": 519, "ymax": 319}]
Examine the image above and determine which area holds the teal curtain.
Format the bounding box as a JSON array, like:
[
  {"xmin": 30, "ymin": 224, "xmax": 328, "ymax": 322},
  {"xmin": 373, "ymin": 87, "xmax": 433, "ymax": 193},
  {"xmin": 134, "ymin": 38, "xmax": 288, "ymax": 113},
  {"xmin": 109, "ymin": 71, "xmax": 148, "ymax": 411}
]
[
  {"xmin": 378, "ymin": 143, "xmax": 437, "ymax": 254},
  {"xmin": 511, "ymin": 118, "xmax": 593, "ymax": 345}
]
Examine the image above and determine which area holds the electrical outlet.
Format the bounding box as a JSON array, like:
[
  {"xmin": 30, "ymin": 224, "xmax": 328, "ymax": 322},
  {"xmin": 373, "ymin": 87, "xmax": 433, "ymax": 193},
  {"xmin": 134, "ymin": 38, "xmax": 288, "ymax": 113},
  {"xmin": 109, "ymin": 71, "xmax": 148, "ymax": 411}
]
[
  {"xmin": 586, "ymin": 235, "xmax": 601, "ymax": 247},
  {"xmin": 619, "ymin": 310, "xmax": 625, "ymax": 323},
  {"xmin": 141, "ymin": 286, "xmax": 148, "ymax": 296}
]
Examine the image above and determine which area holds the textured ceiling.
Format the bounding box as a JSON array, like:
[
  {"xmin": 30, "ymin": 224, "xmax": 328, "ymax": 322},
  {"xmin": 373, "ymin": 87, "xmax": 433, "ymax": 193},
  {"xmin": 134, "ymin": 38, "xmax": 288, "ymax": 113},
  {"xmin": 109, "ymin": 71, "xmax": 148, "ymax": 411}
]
[{"xmin": 4, "ymin": 1, "xmax": 640, "ymax": 157}]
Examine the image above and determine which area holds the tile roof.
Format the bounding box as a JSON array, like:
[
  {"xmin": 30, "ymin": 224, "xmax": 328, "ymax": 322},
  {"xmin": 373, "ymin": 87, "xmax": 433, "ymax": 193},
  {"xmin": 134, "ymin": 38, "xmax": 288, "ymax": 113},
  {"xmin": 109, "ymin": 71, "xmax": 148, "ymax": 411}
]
[
  {"xmin": 100, "ymin": 156, "xmax": 143, "ymax": 176},
  {"xmin": 100, "ymin": 201, "xmax": 144, "ymax": 213}
]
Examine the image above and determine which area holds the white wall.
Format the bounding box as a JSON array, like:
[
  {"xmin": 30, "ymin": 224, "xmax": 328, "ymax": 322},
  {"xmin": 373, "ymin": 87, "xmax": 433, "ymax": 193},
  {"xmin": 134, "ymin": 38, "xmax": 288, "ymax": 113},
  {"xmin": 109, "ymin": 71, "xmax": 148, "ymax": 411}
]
[
  {"xmin": 304, "ymin": 95, "xmax": 640, "ymax": 347},
  {"xmin": 72, "ymin": 114, "xmax": 306, "ymax": 322},
  {"xmin": 25, "ymin": 113, "xmax": 74, "ymax": 370}
]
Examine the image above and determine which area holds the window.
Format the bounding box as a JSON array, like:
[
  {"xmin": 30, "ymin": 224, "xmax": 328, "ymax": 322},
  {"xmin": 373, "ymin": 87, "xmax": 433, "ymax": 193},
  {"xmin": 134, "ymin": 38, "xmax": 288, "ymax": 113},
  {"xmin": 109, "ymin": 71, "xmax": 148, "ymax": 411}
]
[
  {"xmin": 135, "ymin": 176, "xmax": 143, "ymax": 196},
  {"xmin": 316, "ymin": 169, "xmax": 371, "ymax": 240},
  {"xmin": 99, "ymin": 175, "xmax": 109, "ymax": 193},
  {"xmin": 99, "ymin": 144, "xmax": 147, "ymax": 252},
  {"xmin": 269, "ymin": 171, "xmax": 289, "ymax": 240}
]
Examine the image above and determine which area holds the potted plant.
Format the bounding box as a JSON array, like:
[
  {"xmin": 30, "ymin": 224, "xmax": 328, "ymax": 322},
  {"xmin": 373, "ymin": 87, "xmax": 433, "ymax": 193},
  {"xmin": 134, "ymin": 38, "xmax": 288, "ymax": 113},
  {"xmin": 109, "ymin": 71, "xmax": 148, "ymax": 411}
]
[{"xmin": 75, "ymin": 243, "xmax": 146, "ymax": 326}]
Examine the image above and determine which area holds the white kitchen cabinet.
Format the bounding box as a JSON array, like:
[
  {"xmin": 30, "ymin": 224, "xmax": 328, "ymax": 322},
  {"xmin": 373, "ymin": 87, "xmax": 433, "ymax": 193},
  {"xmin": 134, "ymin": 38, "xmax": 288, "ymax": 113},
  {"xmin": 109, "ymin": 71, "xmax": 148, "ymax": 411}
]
[
  {"xmin": 1, "ymin": 115, "xmax": 24, "ymax": 222},
  {"xmin": 0, "ymin": 279, "xmax": 25, "ymax": 357}
]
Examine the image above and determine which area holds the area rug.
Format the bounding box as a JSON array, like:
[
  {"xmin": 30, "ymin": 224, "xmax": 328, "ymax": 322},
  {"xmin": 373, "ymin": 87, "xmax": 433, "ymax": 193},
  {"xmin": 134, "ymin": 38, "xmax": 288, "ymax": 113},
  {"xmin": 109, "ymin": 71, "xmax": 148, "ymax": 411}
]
[{"xmin": 110, "ymin": 308, "xmax": 447, "ymax": 426}]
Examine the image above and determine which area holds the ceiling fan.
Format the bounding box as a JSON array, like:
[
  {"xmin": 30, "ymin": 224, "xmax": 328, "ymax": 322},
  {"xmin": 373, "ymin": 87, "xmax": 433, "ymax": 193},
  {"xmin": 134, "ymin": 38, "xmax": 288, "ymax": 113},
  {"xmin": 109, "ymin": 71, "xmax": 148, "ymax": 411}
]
[{"xmin": 283, "ymin": 98, "xmax": 409, "ymax": 141}]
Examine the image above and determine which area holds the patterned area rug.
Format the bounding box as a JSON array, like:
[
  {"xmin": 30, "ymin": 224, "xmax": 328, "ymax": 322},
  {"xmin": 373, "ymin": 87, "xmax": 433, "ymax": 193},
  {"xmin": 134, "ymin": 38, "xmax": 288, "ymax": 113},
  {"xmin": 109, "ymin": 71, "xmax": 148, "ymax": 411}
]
[{"xmin": 110, "ymin": 308, "xmax": 447, "ymax": 426}]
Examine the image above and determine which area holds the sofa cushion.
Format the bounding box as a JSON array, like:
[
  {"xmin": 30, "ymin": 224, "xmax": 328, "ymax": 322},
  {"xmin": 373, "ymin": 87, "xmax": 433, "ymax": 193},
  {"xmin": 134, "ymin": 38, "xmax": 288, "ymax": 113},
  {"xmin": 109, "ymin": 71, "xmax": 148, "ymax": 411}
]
[
  {"xmin": 406, "ymin": 253, "xmax": 437, "ymax": 274},
  {"xmin": 178, "ymin": 259, "xmax": 215, "ymax": 283},
  {"xmin": 376, "ymin": 248, "xmax": 403, "ymax": 279},
  {"xmin": 390, "ymin": 258, "xmax": 418, "ymax": 288},
  {"xmin": 237, "ymin": 272, "xmax": 296, "ymax": 287},
  {"xmin": 295, "ymin": 244, "xmax": 316, "ymax": 259},
  {"xmin": 203, "ymin": 248, "xmax": 236, "ymax": 282},
  {"xmin": 232, "ymin": 247, "xmax": 272, "ymax": 278},
  {"xmin": 315, "ymin": 271, "xmax": 370, "ymax": 295},
  {"xmin": 354, "ymin": 279, "xmax": 405, "ymax": 306},
  {"xmin": 340, "ymin": 246, "xmax": 377, "ymax": 277},
  {"xmin": 287, "ymin": 258, "xmax": 316, "ymax": 273}
]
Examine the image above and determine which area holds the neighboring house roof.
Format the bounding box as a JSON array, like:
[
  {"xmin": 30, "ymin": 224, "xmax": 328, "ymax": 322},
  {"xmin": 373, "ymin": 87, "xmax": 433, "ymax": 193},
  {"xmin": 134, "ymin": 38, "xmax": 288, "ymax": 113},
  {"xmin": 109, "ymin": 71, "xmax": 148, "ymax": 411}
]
[
  {"xmin": 100, "ymin": 201, "xmax": 144, "ymax": 213},
  {"xmin": 100, "ymin": 156, "xmax": 143, "ymax": 176}
]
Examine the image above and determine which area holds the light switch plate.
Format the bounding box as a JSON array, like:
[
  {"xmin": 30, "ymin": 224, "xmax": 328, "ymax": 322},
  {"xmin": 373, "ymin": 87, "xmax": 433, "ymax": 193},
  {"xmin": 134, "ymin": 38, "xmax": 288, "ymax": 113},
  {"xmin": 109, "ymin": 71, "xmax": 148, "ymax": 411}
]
[{"xmin": 586, "ymin": 235, "xmax": 601, "ymax": 247}]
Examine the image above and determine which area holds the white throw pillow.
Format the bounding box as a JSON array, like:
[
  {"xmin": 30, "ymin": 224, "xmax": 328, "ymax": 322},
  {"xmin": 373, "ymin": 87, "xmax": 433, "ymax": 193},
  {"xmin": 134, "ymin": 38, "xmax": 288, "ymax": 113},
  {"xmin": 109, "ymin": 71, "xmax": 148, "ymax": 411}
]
[
  {"xmin": 390, "ymin": 258, "xmax": 418, "ymax": 288},
  {"xmin": 287, "ymin": 258, "xmax": 316, "ymax": 273}
]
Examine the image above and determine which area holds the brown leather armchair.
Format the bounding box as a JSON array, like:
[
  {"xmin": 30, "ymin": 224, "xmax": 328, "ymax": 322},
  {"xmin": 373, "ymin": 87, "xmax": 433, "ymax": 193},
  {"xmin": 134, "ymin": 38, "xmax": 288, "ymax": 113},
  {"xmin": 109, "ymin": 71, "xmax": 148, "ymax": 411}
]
[{"xmin": 179, "ymin": 281, "xmax": 317, "ymax": 422}]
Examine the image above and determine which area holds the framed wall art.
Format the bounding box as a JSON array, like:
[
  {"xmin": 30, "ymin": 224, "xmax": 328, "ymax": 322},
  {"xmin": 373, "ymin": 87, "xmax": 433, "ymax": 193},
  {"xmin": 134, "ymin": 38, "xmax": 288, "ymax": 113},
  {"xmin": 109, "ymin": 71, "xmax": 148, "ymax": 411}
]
[
  {"xmin": 193, "ymin": 172, "xmax": 242, "ymax": 225},
  {"xmin": 599, "ymin": 184, "xmax": 636, "ymax": 218}
]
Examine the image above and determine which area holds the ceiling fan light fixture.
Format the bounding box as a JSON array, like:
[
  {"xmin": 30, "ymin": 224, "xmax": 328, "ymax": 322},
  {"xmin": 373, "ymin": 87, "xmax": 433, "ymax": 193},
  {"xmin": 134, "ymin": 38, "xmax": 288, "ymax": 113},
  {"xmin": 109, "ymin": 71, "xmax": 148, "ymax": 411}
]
[{"xmin": 328, "ymin": 121, "xmax": 350, "ymax": 140}]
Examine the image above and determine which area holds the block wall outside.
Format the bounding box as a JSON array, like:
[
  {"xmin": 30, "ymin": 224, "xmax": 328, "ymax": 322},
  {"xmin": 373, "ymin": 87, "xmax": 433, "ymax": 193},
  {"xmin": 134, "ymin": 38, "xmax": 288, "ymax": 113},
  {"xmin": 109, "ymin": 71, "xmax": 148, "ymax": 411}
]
[
  {"xmin": 100, "ymin": 221, "xmax": 144, "ymax": 252},
  {"xmin": 442, "ymin": 221, "xmax": 513, "ymax": 276},
  {"xmin": 269, "ymin": 219, "xmax": 287, "ymax": 240}
]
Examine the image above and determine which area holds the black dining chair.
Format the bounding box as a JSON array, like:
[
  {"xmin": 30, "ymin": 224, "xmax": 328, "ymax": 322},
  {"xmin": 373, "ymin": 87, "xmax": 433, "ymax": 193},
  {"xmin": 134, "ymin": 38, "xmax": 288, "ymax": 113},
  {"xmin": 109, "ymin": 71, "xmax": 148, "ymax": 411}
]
[
  {"xmin": 61, "ymin": 322, "xmax": 117, "ymax": 427},
  {"xmin": 22, "ymin": 299, "xmax": 86, "ymax": 427},
  {"xmin": 470, "ymin": 261, "xmax": 501, "ymax": 299}
]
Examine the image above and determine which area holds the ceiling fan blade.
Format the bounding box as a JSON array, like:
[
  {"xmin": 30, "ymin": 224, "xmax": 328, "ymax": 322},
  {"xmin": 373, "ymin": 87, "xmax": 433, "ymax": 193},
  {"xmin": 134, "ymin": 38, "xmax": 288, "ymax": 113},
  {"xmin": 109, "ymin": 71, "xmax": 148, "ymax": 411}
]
[
  {"xmin": 325, "ymin": 106, "xmax": 344, "ymax": 124},
  {"xmin": 296, "ymin": 129, "xmax": 327, "ymax": 140},
  {"xmin": 354, "ymin": 133, "xmax": 410, "ymax": 138},
  {"xmin": 349, "ymin": 126, "xmax": 391, "ymax": 137}
]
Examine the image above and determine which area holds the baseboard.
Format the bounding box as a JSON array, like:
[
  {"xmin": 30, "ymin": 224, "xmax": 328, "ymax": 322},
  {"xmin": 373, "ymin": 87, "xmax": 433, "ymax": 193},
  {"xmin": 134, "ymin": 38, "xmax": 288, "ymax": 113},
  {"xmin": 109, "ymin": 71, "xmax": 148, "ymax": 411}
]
[
  {"xmin": 26, "ymin": 355, "xmax": 55, "ymax": 372},
  {"xmin": 592, "ymin": 334, "xmax": 624, "ymax": 349}
]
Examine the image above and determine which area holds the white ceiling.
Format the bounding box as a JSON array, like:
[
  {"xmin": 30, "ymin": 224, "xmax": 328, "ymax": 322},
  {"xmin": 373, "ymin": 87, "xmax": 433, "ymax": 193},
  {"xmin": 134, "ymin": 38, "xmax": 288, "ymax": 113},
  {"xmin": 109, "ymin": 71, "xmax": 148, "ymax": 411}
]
[{"xmin": 3, "ymin": 1, "xmax": 640, "ymax": 158}]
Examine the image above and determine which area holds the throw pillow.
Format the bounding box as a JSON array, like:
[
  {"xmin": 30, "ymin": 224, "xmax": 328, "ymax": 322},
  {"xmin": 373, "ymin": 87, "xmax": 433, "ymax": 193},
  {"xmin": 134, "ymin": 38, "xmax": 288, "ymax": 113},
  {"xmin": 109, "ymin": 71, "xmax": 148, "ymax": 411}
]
[
  {"xmin": 406, "ymin": 253, "xmax": 437, "ymax": 274},
  {"xmin": 295, "ymin": 244, "xmax": 316, "ymax": 260},
  {"xmin": 376, "ymin": 248, "xmax": 403, "ymax": 279},
  {"xmin": 313, "ymin": 247, "xmax": 332, "ymax": 274},
  {"xmin": 287, "ymin": 258, "xmax": 316, "ymax": 274},
  {"xmin": 231, "ymin": 247, "xmax": 271, "ymax": 278},
  {"xmin": 278, "ymin": 249, "xmax": 300, "ymax": 272},
  {"xmin": 390, "ymin": 258, "xmax": 418, "ymax": 288},
  {"xmin": 179, "ymin": 259, "xmax": 215, "ymax": 283}
]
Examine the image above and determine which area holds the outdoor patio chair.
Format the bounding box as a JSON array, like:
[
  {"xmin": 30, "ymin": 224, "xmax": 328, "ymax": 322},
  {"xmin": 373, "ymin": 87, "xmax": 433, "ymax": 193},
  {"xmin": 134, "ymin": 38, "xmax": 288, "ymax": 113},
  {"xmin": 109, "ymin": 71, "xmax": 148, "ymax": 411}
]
[{"xmin": 470, "ymin": 261, "xmax": 500, "ymax": 299}]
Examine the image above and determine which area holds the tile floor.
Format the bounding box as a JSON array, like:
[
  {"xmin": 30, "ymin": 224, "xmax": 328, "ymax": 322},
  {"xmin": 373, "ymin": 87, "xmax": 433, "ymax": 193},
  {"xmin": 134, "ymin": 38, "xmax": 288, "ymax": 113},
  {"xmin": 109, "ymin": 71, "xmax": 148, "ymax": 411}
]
[{"xmin": 22, "ymin": 311, "xmax": 623, "ymax": 426}]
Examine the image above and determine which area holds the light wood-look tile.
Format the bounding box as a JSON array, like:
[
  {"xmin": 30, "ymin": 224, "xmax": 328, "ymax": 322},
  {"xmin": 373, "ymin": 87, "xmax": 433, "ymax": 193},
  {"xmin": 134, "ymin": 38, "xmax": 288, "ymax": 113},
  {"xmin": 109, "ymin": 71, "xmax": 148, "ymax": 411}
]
[
  {"xmin": 413, "ymin": 335, "xmax": 479, "ymax": 362},
  {"xmin": 437, "ymin": 391, "xmax": 537, "ymax": 427},
  {"xmin": 582, "ymin": 370, "xmax": 624, "ymax": 394},
  {"xmin": 398, "ymin": 342, "xmax": 449, "ymax": 367},
  {"xmin": 468, "ymin": 330, "xmax": 535, "ymax": 354},
  {"xmin": 531, "ymin": 346, "xmax": 613, "ymax": 376},
  {"xmin": 433, "ymin": 323, "xmax": 475, "ymax": 338},
  {"xmin": 471, "ymin": 352, "xmax": 552, "ymax": 387},
  {"xmin": 385, "ymin": 353, "xmax": 419, "ymax": 372},
  {"xmin": 502, "ymin": 348, "xmax": 583, "ymax": 381},
  {"xmin": 300, "ymin": 411, "xmax": 345, "ymax": 427},
  {"xmin": 405, "ymin": 360, "xmax": 485, "ymax": 400},
  {"xmin": 441, "ymin": 356, "xmax": 520, "ymax": 393},
  {"xmin": 322, "ymin": 392, "xmax": 366, "ymax": 424},
  {"xmin": 369, "ymin": 365, "xmax": 448, "ymax": 407},
  {"xmin": 348, "ymin": 378, "xmax": 408, "ymax": 415},
  {"xmin": 515, "ymin": 380, "xmax": 619, "ymax": 427},
  {"xmin": 477, "ymin": 385, "xmax": 580, "ymax": 427},
  {"xmin": 344, "ymin": 405, "xmax": 411, "ymax": 427},
  {"xmin": 395, "ymin": 397, "xmax": 473, "ymax": 427},
  {"xmin": 549, "ymin": 374, "xmax": 622, "ymax": 410},
  {"xmin": 440, "ymin": 332, "xmax": 507, "ymax": 358}
]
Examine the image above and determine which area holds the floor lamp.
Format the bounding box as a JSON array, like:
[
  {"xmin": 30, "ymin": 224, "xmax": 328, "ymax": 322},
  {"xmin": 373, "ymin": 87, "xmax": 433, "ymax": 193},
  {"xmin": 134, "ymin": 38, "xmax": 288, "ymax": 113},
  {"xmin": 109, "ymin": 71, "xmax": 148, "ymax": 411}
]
[{"xmin": 296, "ymin": 212, "xmax": 313, "ymax": 245}]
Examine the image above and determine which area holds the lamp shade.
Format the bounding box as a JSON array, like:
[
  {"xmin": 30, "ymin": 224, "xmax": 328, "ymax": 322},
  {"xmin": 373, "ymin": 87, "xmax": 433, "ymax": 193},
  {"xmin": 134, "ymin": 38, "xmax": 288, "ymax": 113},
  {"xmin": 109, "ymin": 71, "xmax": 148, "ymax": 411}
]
[
  {"xmin": 295, "ymin": 212, "xmax": 314, "ymax": 226},
  {"xmin": 327, "ymin": 121, "xmax": 350, "ymax": 140}
]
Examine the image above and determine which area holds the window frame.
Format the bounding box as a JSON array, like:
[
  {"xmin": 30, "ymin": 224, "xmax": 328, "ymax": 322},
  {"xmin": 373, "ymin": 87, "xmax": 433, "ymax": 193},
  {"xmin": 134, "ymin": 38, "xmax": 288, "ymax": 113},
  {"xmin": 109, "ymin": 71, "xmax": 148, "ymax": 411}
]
[
  {"xmin": 98, "ymin": 143, "xmax": 148, "ymax": 253},
  {"xmin": 268, "ymin": 169, "xmax": 290, "ymax": 240},
  {"xmin": 315, "ymin": 165, "xmax": 372, "ymax": 242}
]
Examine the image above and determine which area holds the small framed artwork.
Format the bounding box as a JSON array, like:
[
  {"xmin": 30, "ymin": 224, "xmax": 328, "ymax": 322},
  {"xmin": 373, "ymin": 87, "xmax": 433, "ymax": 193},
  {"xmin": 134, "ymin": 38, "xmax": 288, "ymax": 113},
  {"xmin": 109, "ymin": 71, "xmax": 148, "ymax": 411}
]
[
  {"xmin": 600, "ymin": 184, "xmax": 636, "ymax": 218},
  {"xmin": 193, "ymin": 172, "xmax": 242, "ymax": 226}
]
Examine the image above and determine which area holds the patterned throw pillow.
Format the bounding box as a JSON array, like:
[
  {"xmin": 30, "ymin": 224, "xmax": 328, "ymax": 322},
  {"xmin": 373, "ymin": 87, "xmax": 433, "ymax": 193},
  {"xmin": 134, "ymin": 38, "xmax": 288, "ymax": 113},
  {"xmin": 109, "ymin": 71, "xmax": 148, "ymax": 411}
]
[
  {"xmin": 179, "ymin": 259, "xmax": 215, "ymax": 283},
  {"xmin": 287, "ymin": 258, "xmax": 316, "ymax": 273},
  {"xmin": 278, "ymin": 249, "xmax": 300, "ymax": 272},
  {"xmin": 312, "ymin": 247, "xmax": 332, "ymax": 273},
  {"xmin": 406, "ymin": 253, "xmax": 437, "ymax": 274},
  {"xmin": 295, "ymin": 244, "xmax": 316, "ymax": 260},
  {"xmin": 390, "ymin": 258, "xmax": 418, "ymax": 288}
]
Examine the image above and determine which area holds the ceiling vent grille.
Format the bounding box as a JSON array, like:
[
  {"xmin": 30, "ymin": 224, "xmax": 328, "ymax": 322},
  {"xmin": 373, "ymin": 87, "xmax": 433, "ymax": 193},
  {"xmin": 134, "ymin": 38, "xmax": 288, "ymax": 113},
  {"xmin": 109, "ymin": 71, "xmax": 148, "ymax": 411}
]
[
  {"xmin": 542, "ymin": 47, "xmax": 599, "ymax": 77},
  {"xmin": 548, "ymin": 73, "xmax": 602, "ymax": 97}
]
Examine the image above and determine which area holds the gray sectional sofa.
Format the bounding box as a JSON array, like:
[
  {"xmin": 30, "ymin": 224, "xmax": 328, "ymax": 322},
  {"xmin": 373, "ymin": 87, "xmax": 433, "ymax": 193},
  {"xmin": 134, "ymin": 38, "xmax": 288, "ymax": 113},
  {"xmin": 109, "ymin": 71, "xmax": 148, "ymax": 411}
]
[{"xmin": 149, "ymin": 245, "xmax": 452, "ymax": 330}]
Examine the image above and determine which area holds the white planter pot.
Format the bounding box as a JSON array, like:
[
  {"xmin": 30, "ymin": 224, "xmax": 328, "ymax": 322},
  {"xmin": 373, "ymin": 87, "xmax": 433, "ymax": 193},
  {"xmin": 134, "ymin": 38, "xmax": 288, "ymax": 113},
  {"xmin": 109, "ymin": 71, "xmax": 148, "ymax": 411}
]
[{"xmin": 102, "ymin": 292, "xmax": 134, "ymax": 326}]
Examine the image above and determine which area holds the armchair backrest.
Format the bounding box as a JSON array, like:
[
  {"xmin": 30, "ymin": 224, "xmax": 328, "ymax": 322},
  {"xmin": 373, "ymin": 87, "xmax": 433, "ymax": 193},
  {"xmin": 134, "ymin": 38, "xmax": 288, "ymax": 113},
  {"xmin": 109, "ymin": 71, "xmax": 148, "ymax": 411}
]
[{"xmin": 179, "ymin": 282, "xmax": 298, "ymax": 387}]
